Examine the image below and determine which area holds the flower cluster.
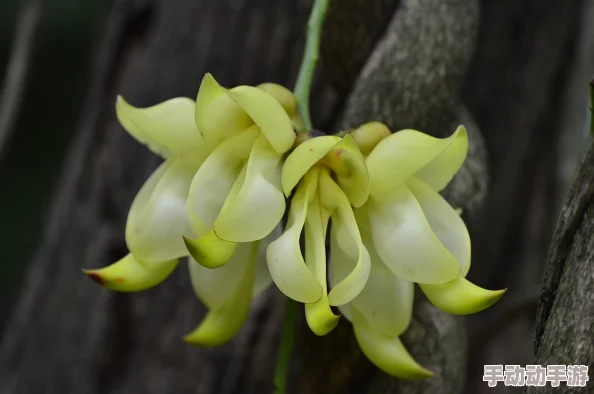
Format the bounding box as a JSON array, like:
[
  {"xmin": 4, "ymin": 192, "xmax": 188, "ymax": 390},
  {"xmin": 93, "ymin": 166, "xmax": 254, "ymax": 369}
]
[{"xmin": 84, "ymin": 74, "xmax": 504, "ymax": 378}]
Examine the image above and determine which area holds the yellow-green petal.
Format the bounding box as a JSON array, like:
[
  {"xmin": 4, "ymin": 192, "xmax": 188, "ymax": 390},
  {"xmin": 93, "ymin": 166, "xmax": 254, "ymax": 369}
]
[
  {"xmin": 125, "ymin": 161, "xmax": 169, "ymax": 241},
  {"xmin": 214, "ymin": 135, "xmax": 285, "ymax": 242},
  {"xmin": 125, "ymin": 158, "xmax": 198, "ymax": 263},
  {"xmin": 348, "ymin": 206, "xmax": 414, "ymax": 337},
  {"xmin": 281, "ymin": 136, "xmax": 340, "ymax": 196},
  {"xmin": 187, "ymin": 125, "xmax": 259, "ymax": 231},
  {"xmin": 319, "ymin": 171, "xmax": 371, "ymax": 306},
  {"xmin": 252, "ymin": 226, "xmax": 280, "ymax": 297},
  {"xmin": 116, "ymin": 96, "xmax": 205, "ymax": 158},
  {"xmin": 304, "ymin": 194, "xmax": 340, "ymax": 336},
  {"xmin": 366, "ymin": 125, "xmax": 468, "ymax": 196},
  {"xmin": 83, "ymin": 253, "xmax": 178, "ymax": 292},
  {"xmin": 420, "ymin": 277, "xmax": 506, "ymax": 315},
  {"xmin": 349, "ymin": 122, "xmax": 391, "ymax": 156},
  {"xmin": 352, "ymin": 308, "xmax": 433, "ymax": 379},
  {"xmin": 184, "ymin": 242, "xmax": 258, "ymax": 347},
  {"xmin": 225, "ymin": 85, "xmax": 295, "ymax": 153},
  {"xmin": 416, "ymin": 125, "xmax": 468, "ymax": 191},
  {"xmin": 266, "ymin": 169, "xmax": 323, "ymax": 303},
  {"xmin": 319, "ymin": 134, "xmax": 369, "ymax": 207},
  {"xmin": 183, "ymin": 229, "xmax": 238, "ymax": 269},
  {"xmin": 188, "ymin": 242, "xmax": 252, "ymax": 311},
  {"xmin": 407, "ymin": 177, "xmax": 471, "ymax": 276},
  {"xmin": 256, "ymin": 83, "xmax": 304, "ymax": 131},
  {"xmin": 367, "ymin": 184, "xmax": 460, "ymax": 284},
  {"xmin": 195, "ymin": 73, "xmax": 252, "ymax": 143}
]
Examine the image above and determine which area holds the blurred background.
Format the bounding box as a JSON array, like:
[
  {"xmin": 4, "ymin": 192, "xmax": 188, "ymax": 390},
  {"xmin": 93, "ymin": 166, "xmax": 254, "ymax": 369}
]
[
  {"xmin": 0, "ymin": 0, "xmax": 104, "ymax": 328},
  {"xmin": 0, "ymin": 0, "xmax": 592, "ymax": 393}
]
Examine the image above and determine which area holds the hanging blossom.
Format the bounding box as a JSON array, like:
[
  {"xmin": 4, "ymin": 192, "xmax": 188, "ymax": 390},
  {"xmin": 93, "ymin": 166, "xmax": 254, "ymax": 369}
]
[
  {"xmin": 330, "ymin": 122, "xmax": 506, "ymax": 378},
  {"xmin": 84, "ymin": 73, "xmax": 299, "ymax": 346},
  {"xmin": 266, "ymin": 133, "xmax": 371, "ymax": 335}
]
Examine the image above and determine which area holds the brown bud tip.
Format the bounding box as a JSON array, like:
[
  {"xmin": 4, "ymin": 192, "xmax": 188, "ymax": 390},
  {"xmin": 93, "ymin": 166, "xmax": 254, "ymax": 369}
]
[{"xmin": 82, "ymin": 269, "xmax": 105, "ymax": 286}]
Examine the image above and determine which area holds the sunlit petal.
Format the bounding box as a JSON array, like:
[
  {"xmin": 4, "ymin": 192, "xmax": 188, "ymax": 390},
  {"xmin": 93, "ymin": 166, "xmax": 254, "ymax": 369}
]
[
  {"xmin": 195, "ymin": 73, "xmax": 252, "ymax": 143},
  {"xmin": 187, "ymin": 125, "xmax": 259, "ymax": 231},
  {"xmin": 116, "ymin": 96, "xmax": 204, "ymax": 158},
  {"xmin": 367, "ymin": 184, "xmax": 460, "ymax": 284},
  {"xmin": 83, "ymin": 253, "xmax": 178, "ymax": 292},
  {"xmin": 352, "ymin": 308, "xmax": 433, "ymax": 379},
  {"xmin": 226, "ymin": 85, "xmax": 295, "ymax": 153},
  {"xmin": 366, "ymin": 126, "xmax": 468, "ymax": 196},
  {"xmin": 407, "ymin": 177, "xmax": 471, "ymax": 276},
  {"xmin": 125, "ymin": 158, "xmax": 198, "ymax": 262},
  {"xmin": 304, "ymin": 195, "xmax": 340, "ymax": 336},
  {"xmin": 214, "ymin": 135, "xmax": 285, "ymax": 242},
  {"xmin": 184, "ymin": 242, "xmax": 259, "ymax": 347},
  {"xmin": 281, "ymin": 136, "xmax": 340, "ymax": 196},
  {"xmin": 420, "ymin": 277, "xmax": 506, "ymax": 315},
  {"xmin": 266, "ymin": 169, "xmax": 323, "ymax": 303},
  {"xmin": 319, "ymin": 171, "xmax": 370, "ymax": 306}
]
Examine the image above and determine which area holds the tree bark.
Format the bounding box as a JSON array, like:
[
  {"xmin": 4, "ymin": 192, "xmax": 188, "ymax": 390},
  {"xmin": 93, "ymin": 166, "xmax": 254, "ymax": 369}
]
[
  {"xmin": 1, "ymin": 0, "xmax": 592, "ymax": 393},
  {"xmin": 529, "ymin": 140, "xmax": 594, "ymax": 394},
  {"xmin": 0, "ymin": 1, "xmax": 325, "ymax": 393},
  {"xmin": 460, "ymin": 1, "xmax": 594, "ymax": 392}
]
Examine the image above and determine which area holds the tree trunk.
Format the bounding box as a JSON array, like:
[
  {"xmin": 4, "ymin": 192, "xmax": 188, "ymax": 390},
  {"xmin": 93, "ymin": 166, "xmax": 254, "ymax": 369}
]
[{"xmin": 0, "ymin": 0, "xmax": 593, "ymax": 393}]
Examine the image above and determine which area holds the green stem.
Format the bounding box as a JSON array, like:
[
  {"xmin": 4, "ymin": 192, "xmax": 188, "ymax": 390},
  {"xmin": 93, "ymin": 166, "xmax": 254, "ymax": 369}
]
[
  {"xmin": 590, "ymin": 79, "xmax": 594, "ymax": 136},
  {"xmin": 293, "ymin": 0, "xmax": 330, "ymax": 131},
  {"xmin": 273, "ymin": 298, "xmax": 298, "ymax": 394},
  {"xmin": 272, "ymin": 2, "xmax": 330, "ymax": 392}
]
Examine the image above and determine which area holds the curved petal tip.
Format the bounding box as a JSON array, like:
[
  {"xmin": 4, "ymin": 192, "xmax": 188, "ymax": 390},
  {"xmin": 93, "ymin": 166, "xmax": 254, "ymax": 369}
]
[
  {"xmin": 183, "ymin": 232, "xmax": 237, "ymax": 269},
  {"xmin": 83, "ymin": 253, "xmax": 178, "ymax": 292},
  {"xmin": 305, "ymin": 302, "xmax": 340, "ymax": 336},
  {"xmin": 420, "ymin": 277, "xmax": 506, "ymax": 315}
]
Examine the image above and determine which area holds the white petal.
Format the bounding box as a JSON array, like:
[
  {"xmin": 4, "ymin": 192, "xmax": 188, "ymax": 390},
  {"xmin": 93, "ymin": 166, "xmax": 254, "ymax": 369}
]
[
  {"xmin": 187, "ymin": 126, "xmax": 259, "ymax": 231},
  {"xmin": 125, "ymin": 158, "xmax": 198, "ymax": 263},
  {"xmin": 266, "ymin": 169, "xmax": 323, "ymax": 303},
  {"xmin": 281, "ymin": 136, "xmax": 340, "ymax": 196},
  {"xmin": 304, "ymin": 193, "xmax": 340, "ymax": 336},
  {"xmin": 349, "ymin": 207, "xmax": 414, "ymax": 336},
  {"xmin": 188, "ymin": 242, "xmax": 251, "ymax": 310},
  {"xmin": 407, "ymin": 177, "xmax": 471, "ymax": 276},
  {"xmin": 252, "ymin": 226, "xmax": 281, "ymax": 298},
  {"xmin": 319, "ymin": 171, "xmax": 370, "ymax": 306},
  {"xmin": 366, "ymin": 126, "xmax": 468, "ymax": 196},
  {"xmin": 368, "ymin": 184, "xmax": 460, "ymax": 284},
  {"xmin": 116, "ymin": 96, "xmax": 205, "ymax": 158},
  {"xmin": 214, "ymin": 135, "xmax": 285, "ymax": 242}
]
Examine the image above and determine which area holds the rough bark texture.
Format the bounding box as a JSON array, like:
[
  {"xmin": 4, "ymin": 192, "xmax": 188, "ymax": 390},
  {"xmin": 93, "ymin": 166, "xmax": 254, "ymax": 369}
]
[
  {"xmin": 0, "ymin": 0, "xmax": 486, "ymax": 393},
  {"xmin": 336, "ymin": 0, "xmax": 479, "ymax": 138},
  {"xmin": 1, "ymin": 0, "xmax": 593, "ymax": 393},
  {"xmin": 0, "ymin": 1, "xmax": 316, "ymax": 393},
  {"xmin": 460, "ymin": 1, "xmax": 594, "ymax": 392},
  {"xmin": 528, "ymin": 141, "xmax": 594, "ymax": 394},
  {"xmin": 320, "ymin": 0, "xmax": 400, "ymax": 95}
]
